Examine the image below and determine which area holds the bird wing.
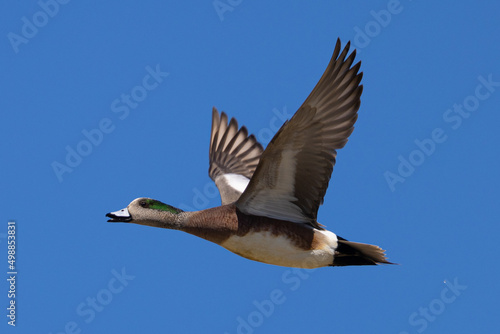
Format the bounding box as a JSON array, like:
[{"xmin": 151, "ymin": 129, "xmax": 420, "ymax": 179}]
[
  {"xmin": 209, "ymin": 107, "xmax": 264, "ymax": 205},
  {"xmin": 236, "ymin": 39, "xmax": 363, "ymax": 228}
]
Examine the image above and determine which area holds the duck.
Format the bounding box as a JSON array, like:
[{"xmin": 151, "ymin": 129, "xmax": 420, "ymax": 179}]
[{"xmin": 106, "ymin": 39, "xmax": 393, "ymax": 269}]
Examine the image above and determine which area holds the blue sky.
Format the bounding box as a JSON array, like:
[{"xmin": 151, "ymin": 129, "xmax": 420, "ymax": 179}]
[{"xmin": 1, "ymin": 1, "xmax": 499, "ymax": 333}]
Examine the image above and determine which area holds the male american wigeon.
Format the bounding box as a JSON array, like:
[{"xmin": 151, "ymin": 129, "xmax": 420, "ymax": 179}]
[{"xmin": 107, "ymin": 39, "xmax": 393, "ymax": 269}]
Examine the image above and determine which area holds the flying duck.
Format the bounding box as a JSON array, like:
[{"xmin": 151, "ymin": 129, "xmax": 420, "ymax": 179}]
[{"xmin": 106, "ymin": 39, "xmax": 392, "ymax": 269}]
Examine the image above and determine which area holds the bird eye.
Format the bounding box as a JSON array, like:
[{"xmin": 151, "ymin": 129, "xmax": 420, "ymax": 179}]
[{"xmin": 140, "ymin": 201, "xmax": 146, "ymax": 207}]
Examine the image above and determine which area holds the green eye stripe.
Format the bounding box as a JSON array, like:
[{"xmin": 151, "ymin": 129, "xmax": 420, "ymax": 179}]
[{"xmin": 147, "ymin": 199, "xmax": 182, "ymax": 214}]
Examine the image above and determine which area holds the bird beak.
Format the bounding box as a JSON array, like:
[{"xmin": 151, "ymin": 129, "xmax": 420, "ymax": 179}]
[{"xmin": 106, "ymin": 208, "xmax": 132, "ymax": 222}]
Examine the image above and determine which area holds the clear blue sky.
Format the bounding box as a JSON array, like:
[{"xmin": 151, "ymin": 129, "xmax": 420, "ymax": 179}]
[{"xmin": 1, "ymin": 1, "xmax": 499, "ymax": 333}]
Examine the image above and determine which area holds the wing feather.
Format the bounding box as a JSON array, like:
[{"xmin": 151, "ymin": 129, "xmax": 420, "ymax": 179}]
[
  {"xmin": 209, "ymin": 108, "xmax": 264, "ymax": 205},
  {"xmin": 236, "ymin": 39, "xmax": 363, "ymax": 228}
]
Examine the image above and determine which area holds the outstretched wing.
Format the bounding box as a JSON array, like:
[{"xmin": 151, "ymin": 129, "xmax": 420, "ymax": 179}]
[
  {"xmin": 236, "ymin": 39, "xmax": 363, "ymax": 228},
  {"xmin": 209, "ymin": 107, "xmax": 264, "ymax": 205}
]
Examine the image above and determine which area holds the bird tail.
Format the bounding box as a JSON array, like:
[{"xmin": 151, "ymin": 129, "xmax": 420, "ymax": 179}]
[{"xmin": 332, "ymin": 236, "xmax": 394, "ymax": 266}]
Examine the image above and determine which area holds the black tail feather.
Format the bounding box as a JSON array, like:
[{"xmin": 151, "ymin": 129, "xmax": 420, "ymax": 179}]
[{"xmin": 332, "ymin": 236, "xmax": 394, "ymax": 267}]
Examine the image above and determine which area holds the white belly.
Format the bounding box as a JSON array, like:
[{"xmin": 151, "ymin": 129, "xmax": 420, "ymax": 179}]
[{"xmin": 221, "ymin": 230, "xmax": 337, "ymax": 269}]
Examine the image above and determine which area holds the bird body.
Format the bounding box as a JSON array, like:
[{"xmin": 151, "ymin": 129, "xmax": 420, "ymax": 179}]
[
  {"xmin": 187, "ymin": 204, "xmax": 338, "ymax": 269},
  {"xmin": 107, "ymin": 39, "xmax": 393, "ymax": 268}
]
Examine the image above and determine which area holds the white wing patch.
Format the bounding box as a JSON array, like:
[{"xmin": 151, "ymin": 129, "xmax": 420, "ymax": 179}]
[{"xmin": 217, "ymin": 173, "xmax": 250, "ymax": 194}]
